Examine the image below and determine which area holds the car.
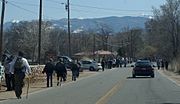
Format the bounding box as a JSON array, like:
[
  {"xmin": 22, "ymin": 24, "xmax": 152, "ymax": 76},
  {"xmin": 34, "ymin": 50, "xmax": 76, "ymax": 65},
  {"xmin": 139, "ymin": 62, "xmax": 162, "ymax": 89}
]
[
  {"xmin": 58, "ymin": 56, "xmax": 73, "ymax": 69},
  {"xmin": 79, "ymin": 60, "xmax": 102, "ymax": 71},
  {"xmin": 132, "ymin": 60, "xmax": 154, "ymax": 78}
]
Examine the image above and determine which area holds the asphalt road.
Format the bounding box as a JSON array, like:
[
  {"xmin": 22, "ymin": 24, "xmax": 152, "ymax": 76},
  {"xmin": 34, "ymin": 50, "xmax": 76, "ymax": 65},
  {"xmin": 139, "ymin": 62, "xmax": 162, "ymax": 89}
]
[{"xmin": 1, "ymin": 67, "xmax": 180, "ymax": 104}]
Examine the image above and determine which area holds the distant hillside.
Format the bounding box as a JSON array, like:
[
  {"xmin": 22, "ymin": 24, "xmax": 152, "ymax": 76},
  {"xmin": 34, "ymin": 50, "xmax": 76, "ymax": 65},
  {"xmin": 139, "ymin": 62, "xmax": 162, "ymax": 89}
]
[
  {"xmin": 51, "ymin": 16, "xmax": 149, "ymax": 33},
  {"xmin": 5, "ymin": 16, "xmax": 149, "ymax": 33}
]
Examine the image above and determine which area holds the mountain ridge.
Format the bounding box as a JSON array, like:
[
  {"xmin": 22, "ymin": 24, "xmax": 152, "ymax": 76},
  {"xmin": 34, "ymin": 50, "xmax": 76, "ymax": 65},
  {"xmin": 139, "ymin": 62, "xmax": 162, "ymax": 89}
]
[{"xmin": 5, "ymin": 16, "xmax": 149, "ymax": 33}]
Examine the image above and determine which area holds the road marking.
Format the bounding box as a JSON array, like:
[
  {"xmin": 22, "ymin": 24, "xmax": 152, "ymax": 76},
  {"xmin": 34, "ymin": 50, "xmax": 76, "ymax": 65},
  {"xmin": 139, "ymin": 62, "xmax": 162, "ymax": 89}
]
[{"xmin": 96, "ymin": 79, "xmax": 125, "ymax": 104}]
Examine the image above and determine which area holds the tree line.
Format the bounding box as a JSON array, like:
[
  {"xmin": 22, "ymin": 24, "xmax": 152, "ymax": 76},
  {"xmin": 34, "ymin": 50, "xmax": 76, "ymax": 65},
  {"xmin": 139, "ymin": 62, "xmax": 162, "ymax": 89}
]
[{"xmin": 145, "ymin": 0, "xmax": 180, "ymax": 73}]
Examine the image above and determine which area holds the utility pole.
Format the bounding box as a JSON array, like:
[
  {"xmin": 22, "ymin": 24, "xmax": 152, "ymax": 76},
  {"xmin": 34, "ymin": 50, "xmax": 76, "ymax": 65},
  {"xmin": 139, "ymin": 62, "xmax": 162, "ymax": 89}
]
[
  {"xmin": 38, "ymin": 0, "xmax": 42, "ymax": 64},
  {"xmin": 66, "ymin": 0, "xmax": 71, "ymax": 57},
  {"xmin": 0, "ymin": 0, "xmax": 6, "ymax": 61},
  {"xmin": 93, "ymin": 33, "xmax": 96, "ymax": 59}
]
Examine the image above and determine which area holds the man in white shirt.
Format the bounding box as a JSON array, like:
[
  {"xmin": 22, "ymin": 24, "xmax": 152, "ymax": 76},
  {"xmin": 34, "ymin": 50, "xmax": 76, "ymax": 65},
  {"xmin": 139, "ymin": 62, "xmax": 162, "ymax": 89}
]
[{"xmin": 10, "ymin": 51, "xmax": 31, "ymax": 99}]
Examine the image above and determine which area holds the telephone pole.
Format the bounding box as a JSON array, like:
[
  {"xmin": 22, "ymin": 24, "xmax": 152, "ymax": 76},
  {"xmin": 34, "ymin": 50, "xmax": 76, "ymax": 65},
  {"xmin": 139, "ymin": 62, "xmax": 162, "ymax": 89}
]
[
  {"xmin": 93, "ymin": 33, "xmax": 96, "ymax": 59},
  {"xmin": 66, "ymin": 0, "xmax": 71, "ymax": 57},
  {"xmin": 38, "ymin": 0, "xmax": 42, "ymax": 64},
  {"xmin": 0, "ymin": 0, "xmax": 6, "ymax": 61}
]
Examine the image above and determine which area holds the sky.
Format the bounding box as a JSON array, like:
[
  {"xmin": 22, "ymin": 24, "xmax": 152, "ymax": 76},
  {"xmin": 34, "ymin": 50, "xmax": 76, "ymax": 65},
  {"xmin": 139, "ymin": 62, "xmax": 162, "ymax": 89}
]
[{"xmin": 0, "ymin": 0, "xmax": 166, "ymax": 22}]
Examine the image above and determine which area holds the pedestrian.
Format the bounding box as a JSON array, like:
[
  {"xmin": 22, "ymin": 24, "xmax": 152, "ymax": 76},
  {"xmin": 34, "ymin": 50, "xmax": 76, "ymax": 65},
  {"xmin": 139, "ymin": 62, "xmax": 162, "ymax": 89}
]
[
  {"xmin": 42, "ymin": 58, "xmax": 55, "ymax": 87},
  {"xmin": 101, "ymin": 59, "xmax": 105, "ymax": 71},
  {"xmin": 157, "ymin": 59, "xmax": 160, "ymax": 70},
  {"xmin": 10, "ymin": 51, "xmax": 31, "ymax": 99},
  {"xmin": 4, "ymin": 56, "xmax": 14, "ymax": 91},
  {"xmin": 70, "ymin": 62, "xmax": 79, "ymax": 81},
  {"xmin": 161, "ymin": 60, "xmax": 164, "ymax": 70},
  {"xmin": 55, "ymin": 59, "xmax": 67, "ymax": 86},
  {"xmin": 165, "ymin": 60, "xmax": 169, "ymax": 70}
]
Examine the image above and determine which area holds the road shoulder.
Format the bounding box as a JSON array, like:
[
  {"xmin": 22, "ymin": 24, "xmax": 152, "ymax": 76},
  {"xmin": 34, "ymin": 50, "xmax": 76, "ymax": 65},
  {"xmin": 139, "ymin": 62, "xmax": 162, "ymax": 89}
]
[{"xmin": 158, "ymin": 69, "xmax": 180, "ymax": 86}]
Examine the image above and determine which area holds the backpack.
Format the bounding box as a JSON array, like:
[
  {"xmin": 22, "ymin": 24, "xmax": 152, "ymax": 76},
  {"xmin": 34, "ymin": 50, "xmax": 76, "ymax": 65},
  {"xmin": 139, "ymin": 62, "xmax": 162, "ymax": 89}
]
[
  {"xmin": 55, "ymin": 62, "xmax": 66, "ymax": 73},
  {"xmin": 14, "ymin": 57, "xmax": 24, "ymax": 73}
]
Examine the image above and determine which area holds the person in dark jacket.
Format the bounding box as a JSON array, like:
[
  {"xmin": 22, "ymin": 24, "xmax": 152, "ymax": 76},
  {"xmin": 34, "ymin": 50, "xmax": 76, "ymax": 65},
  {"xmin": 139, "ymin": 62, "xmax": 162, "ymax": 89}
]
[
  {"xmin": 101, "ymin": 59, "xmax": 105, "ymax": 71},
  {"xmin": 42, "ymin": 58, "xmax": 55, "ymax": 87},
  {"xmin": 3, "ymin": 55, "xmax": 14, "ymax": 91},
  {"xmin": 165, "ymin": 60, "xmax": 169, "ymax": 70},
  {"xmin": 161, "ymin": 60, "xmax": 164, "ymax": 70},
  {"xmin": 55, "ymin": 59, "xmax": 67, "ymax": 86},
  {"xmin": 70, "ymin": 62, "xmax": 79, "ymax": 81},
  {"xmin": 157, "ymin": 60, "xmax": 160, "ymax": 70}
]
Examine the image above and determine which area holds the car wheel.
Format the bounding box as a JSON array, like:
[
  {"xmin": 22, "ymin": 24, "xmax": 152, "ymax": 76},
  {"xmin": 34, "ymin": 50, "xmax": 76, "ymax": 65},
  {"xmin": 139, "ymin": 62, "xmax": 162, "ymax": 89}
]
[{"xmin": 89, "ymin": 67, "xmax": 94, "ymax": 71}]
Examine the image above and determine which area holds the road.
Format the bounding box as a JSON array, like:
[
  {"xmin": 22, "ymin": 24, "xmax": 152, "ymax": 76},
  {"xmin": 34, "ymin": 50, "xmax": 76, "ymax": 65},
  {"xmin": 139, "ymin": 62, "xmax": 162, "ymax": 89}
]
[{"xmin": 1, "ymin": 67, "xmax": 180, "ymax": 104}]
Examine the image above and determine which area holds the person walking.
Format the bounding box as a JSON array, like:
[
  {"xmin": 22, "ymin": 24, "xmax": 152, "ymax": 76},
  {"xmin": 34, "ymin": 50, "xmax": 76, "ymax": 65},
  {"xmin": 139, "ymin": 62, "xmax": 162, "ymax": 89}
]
[
  {"xmin": 4, "ymin": 56, "xmax": 14, "ymax": 91},
  {"xmin": 165, "ymin": 60, "xmax": 169, "ymax": 70},
  {"xmin": 42, "ymin": 58, "xmax": 55, "ymax": 87},
  {"xmin": 55, "ymin": 59, "xmax": 67, "ymax": 86},
  {"xmin": 157, "ymin": 59, "xmax": 160, "ymax": 70},
  {"xmin": 70, "ymin": 62, "xmax": 79, "ymax": 81},
  {"xmin": 101, "ymin": 59, "xmax": 105, "ymax": 71},
  {"xmin": 161, "ymin": 60, "xmax": 164, "ymax": 70},
  {"xmin": 10, "ymin": 51, "xmax": 31, "ymax": 99}
]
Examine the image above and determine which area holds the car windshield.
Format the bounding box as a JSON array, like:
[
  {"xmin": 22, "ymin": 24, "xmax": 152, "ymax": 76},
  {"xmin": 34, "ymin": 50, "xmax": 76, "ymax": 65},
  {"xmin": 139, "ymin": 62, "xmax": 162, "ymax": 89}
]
[{"xmin": 135, "ymin": 62, "xmax": 152, "ymax": 67}]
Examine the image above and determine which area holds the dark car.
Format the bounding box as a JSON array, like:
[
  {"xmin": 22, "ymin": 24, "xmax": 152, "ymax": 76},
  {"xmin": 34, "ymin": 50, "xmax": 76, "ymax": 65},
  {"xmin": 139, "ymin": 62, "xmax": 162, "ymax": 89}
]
[
  {"xmin": 58, "ymin": 56, "xmax": 73, "ymax": 69},
  {"xmin": 132, "ymin": 60, "xmax": 154, "ymax": 78}
]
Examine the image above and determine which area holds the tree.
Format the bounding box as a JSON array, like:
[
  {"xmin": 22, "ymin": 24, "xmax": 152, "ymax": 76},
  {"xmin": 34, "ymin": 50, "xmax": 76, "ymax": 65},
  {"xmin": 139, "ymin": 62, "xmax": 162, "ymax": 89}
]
[
  {"xmin": 4, "ymin": 21, "xmax": 52, "ymax": 62},
  {"xmin": 146, "ymin": 0, "xmax": 180, "ymax": 60}
]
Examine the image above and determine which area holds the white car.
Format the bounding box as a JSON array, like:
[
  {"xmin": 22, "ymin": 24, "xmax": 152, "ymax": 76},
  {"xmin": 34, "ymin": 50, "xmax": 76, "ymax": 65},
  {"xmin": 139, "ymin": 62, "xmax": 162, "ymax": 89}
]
[{"xmin": 79, "ymin": 60, "xmax": 102, "ymax": 71}]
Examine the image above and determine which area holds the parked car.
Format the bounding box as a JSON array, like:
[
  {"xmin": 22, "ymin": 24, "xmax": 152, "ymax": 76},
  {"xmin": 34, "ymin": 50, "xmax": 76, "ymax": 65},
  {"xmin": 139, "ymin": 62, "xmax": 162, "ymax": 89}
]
[
  {"xmin": 79, "ymin": 60, "xmax": 102, "ymax": 71},
  {"xmin": 58, "ymin": 56, "xmax": 73, "ymax": 69},
  {"xmin": 132, "ymin": 60, "xmax": 154, "ymax": 78}
]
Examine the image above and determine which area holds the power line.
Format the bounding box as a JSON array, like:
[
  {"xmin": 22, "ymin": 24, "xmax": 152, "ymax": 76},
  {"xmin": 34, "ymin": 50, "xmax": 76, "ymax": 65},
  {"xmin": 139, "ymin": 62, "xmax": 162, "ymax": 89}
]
[
  {"xmin": 71, "ymin": 3, "xmax": 152, "ymax": 12},
  {"xmin": 45, "ymin": 0, "xmax": 151, "ymax": 13},
  {"xmin": 45, "ymin": 0, "xmax": 63, "ymax": 5},
  {"xmin": 7, "ymin": 1, "xmax": 37, "ymax": 15},
  {"xmin": 8, "ymin": 0, "xmax": 151, "ymax": 18},
  {"xmin": 8, "ymin": 0, "xmax": 63, "ymax": 10},
  {"xmin": 4, "ymin": 0, "xmax": 55, "ymax": 20},
  {"xmin": 8, "ymin": 0, "xmax": 39, "ymax": 7}
]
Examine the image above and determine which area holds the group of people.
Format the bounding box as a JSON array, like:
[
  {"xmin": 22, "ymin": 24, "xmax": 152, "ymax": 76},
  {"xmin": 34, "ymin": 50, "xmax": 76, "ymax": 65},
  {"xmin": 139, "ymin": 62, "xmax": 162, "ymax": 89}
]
[
  {"xmin": 100, "ymin": 57, "xmax": 129, "ymax": 70},
  {"xmin": 3, "ymin": 51, "xmax": 80, "ymax": 99},
  {"xmin": 3, "ymin": 51, "xmax": 31, "ymax": 99},
  {"xmin": 156, "ymin": 59, "xmax": 169, "ymax": 70},
  {"xmin": 42, "ymin": 58, "xmax": 80, "ymax": 87}
]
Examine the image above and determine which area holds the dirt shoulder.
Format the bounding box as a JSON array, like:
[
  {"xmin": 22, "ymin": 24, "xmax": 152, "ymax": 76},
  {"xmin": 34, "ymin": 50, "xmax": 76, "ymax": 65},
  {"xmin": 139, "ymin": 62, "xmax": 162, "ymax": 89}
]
[
  {"xmin": 0, "ymin": 71, "xmax": 98, "ymax": 101},
  {"xmin": 158, "ymin": 69, "xmax": 180, "ymax": 86}
]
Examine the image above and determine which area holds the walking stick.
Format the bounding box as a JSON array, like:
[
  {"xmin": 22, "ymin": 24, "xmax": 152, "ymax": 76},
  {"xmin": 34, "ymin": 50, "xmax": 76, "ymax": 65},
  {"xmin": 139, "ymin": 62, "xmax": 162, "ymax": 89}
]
[{"xmin": 26, "ymin": 76, "xmax": 30, "ymax": 99}]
